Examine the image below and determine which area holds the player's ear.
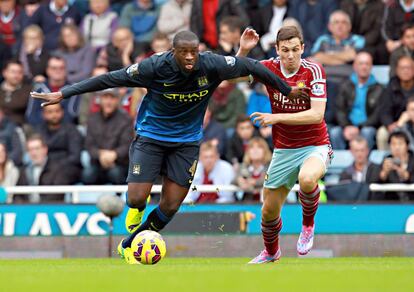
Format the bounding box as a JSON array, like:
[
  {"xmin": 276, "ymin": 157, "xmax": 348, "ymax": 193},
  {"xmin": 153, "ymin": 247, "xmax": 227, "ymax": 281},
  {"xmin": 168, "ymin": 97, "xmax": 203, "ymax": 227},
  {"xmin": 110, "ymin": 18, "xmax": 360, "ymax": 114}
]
[{"xmin": 301, "ymin": 44, "xmax": 305, "ymax": 55}]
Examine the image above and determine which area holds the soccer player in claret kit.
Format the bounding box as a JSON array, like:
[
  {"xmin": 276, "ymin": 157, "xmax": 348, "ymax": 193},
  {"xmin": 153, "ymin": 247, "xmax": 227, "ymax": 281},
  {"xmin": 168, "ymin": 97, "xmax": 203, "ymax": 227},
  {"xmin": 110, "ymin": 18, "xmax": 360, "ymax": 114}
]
[
  {"xmin": 31, "ymin": 31, "xmax": 309, "ymax": 263},
  {"xmin": 237, "ymin": 26, "xmax": 333, "ymax": 264}
]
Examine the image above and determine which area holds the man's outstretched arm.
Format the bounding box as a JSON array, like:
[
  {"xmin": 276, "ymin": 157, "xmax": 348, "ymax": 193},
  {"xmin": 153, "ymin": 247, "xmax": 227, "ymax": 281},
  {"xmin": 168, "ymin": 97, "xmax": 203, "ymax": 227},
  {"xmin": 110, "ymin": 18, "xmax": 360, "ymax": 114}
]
[{"xmin": 31, "ymin": 61, "xmax": 153, "ymax": 106}]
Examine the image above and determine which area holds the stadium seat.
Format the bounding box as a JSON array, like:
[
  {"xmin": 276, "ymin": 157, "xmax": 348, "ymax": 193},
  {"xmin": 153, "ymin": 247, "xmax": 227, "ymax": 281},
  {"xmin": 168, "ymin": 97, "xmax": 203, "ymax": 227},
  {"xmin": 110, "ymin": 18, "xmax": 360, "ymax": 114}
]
[
  {"xmin": 369, "ymin": 150, "xmax": 388, "ymax": 165},
  {"xmin": 327, "ymin": 150, "xmax": 353, "ymax": 175},
  {"xmin": 371, "ymin": 65, "xmax": 390, "ymax": 85}
]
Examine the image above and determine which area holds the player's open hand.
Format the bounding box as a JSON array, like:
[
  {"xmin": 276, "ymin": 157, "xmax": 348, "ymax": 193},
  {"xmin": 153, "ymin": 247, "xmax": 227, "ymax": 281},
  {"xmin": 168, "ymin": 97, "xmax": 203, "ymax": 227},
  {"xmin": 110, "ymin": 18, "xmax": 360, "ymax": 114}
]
[
  {"xmin": 250, "ymin": 112, "xmax": 278, "ymax": 127},
  {"xmin": 240, "ymin": 28, "xmax": 259, "ymax": 52},
  {"xmin": 30, "ymin": 91, "xmax": 63, "ymax": 107},
  {"xmin": 287, "ymin": 86, "xmax": 310, "ymax": 101}
]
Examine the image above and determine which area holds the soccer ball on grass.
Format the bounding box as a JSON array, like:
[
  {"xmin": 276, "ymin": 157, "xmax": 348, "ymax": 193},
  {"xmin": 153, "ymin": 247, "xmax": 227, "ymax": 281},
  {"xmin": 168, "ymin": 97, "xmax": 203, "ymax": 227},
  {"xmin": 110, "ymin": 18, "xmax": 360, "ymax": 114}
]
[{"xmin": 130, "ymin": 230, "xmax": 166, "ymax": 265}]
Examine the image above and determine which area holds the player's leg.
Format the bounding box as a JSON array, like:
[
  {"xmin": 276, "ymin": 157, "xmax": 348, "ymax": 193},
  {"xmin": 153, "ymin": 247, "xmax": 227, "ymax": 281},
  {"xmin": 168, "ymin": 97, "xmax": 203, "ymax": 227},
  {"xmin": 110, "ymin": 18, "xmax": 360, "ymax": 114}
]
[
  {"xmin": 125, "ymin": 182, "xmax": 152, "ymax": 233},
  {"xmin": 249, "ymin": 186, "xmax": 289, "ymax": 264},
  {"xmin": 296, "ymin": 146, "xmax": 330, "ymax": 255}
]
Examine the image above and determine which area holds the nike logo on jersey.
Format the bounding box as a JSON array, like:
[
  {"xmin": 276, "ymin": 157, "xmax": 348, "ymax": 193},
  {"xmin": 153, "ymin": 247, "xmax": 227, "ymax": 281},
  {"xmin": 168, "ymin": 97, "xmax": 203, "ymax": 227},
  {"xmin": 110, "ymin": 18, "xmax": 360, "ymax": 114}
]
[{"xmin": 163, "ymin": 83, "xmax": 175, "ymax": 87}]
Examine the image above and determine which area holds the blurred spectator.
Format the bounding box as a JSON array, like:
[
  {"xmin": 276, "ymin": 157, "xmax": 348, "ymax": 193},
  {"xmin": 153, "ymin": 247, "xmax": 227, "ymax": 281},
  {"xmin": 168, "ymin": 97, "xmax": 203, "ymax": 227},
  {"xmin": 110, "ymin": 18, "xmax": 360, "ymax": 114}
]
[
  {"xmin": 17, "ymin": 134, "xmax": 70, "ymax": 202},
  {"xmin": 389, "ymin": 23, "xmax": 414, "ymax": 77},
  {"xmin": 330, "ymin": 51, "xmax": 383, "ymax": 150},
  {"xmin": 202, "ymin": 106, "xmax": 227, "ymax": 159},
  {"xmin": 216, "ymin": 16, "xmax": 264, "ymax": 59},
  {"xmin": 97, "ymin": 27, "xmax": 147, "ymax": 71},
  {"xmin": 0, "ymin": 60, "xmax": 31, "ymax": 126},
  {"xmin": 119, "ymin": 0, "xmax": 160, "ymax": 43},
  {"xmin": 20, "ymin": 0, "xmax": 41, "ymax": 29},
  {"xmin": 81, "ymin": 0, "xmax": 118, "ymax": 50},
  {"xmin": 0, "ymin": 141, "xmax": 19, "ymax": 188},
  {"xmin": 340, "ymin": 0, "xmax": 386, "ymax": 64},
  {"xmin": 0, "ymin": 0, "xmax": 22, "ymax": 53},
  {"xmin": 0, "ymin": 105, "xmax": 22, "ymax": 166},
  {"xmin": 327, "ymin": 136, "xmax": 380, "ymax": 201},
  {"xmin": 209, "ymin": 80, "xmax": 246, "ymax": 131},
  {"xmin": 83, "ymin": 88, "xmax": 133, "ymax": 185},
  {"xmin": 377, "ymin": 55, "xmax": 414, "ymax": 150},
  {"xmin": 382, "ymin": 0, "xmax": 414, "ymax": 54},
  {"xmin": 188, "ymin": 141, "xmax": 235, "ymax": 203},
  {"xmin": 55, "ymin": 24, "xmax": 96, "ymax": 84},
  {"xmin": 340, "ymin": 136, "xmax": 380, "ymax": 184},
  {"xmin": 136, "ymin": 32, "xmax": 171, "ymax": 62},
  {"xmin": 400, "ymin": 97, "xmax": 414, "ymax": 148},
  {"xmin": 226, "ymin": 114, "xmax": 256, "ymax": 164},
  {"xmin": 246, "ymin": 83, "xmax": 273, "ymax": 148},
  {"xmin": 157, "ymin": 0, "xmax": 192, "ymax": 40},
  {"xmin": 78, "ymin": 65, "xmax": 108, "ymax": 126},
  {"xmin": 288, "ymin": 0, "xmax": 338, "ymax": 57},
  {"xmin": 36, "ymin": 103, "xmax": 83, "ymax": 184},
  {"xmin": 0, "ymin": 40, "xmax": 12, "ymax": 82},
  {"xmin": 29, "ymin": 0, "xmax": 81, "ymax": 50},
  {"xmin": 27, "ymin": 56, "xmax": 80, "ymax": 126},
  {"xmin": 311, "ymin": 10, "xmax": 365, "ymax": 66},
  {"xmin": 19, "ymin": 25, "xmax": 50, "ymax": 82},
  {"xmin": 190, "ymin": 0, "xmax": 248, "ymax": 50},
  {"xmin": 254, "ymin": 0, "xmax": 289, "ymax": 55},
  {"xmin": 234, "ymin": 137, "xmax": 271, "ymax": 201},
  {"xmin": 379, "ymin": 130, "xmax": 414, "ymax": 200}
]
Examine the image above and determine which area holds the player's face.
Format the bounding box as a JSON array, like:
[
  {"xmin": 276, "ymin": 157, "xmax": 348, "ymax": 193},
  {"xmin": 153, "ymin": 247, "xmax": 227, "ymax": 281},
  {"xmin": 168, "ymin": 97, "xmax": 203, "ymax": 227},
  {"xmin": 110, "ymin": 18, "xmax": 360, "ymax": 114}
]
[
  {"xmin": 276, "ymin": 38, "xmax": 304, "ymax": 73},
  {"xmin": 402, "ymin": 28, "xmax": 414, "ymax": 50},
  {"xmin": 173, "ymin": 40, "xmax": 199, "ymax": 72},
  {"xmin": 350, "ymin": 141, "xmax": 369, "ymax": 165},
  {"xmin": 42, "ymin": 104, "xmax": 64, "ymax": 126}
]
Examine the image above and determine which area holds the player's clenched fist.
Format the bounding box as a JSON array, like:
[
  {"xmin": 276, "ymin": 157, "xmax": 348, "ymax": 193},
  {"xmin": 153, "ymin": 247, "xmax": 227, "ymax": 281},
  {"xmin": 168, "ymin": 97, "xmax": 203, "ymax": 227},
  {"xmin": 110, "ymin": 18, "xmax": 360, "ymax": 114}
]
[{"xmin": 251, "ymin": 112, "xmax": 279, "ymax": 127}]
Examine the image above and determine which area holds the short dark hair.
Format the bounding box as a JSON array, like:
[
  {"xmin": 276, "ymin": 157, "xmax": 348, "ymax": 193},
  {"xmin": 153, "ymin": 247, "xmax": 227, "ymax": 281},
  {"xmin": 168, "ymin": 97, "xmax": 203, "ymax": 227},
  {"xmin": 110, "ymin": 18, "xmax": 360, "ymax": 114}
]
[
  {"xmin": 3, "ymin": 59, "xmax": 23, "ymax": 70},
  {"xmin": 401, "ymin": 23, "xmax": 414, "ymax": 37},
  {"xmin": 173, "ymin": 31, "xmax": 199, "ymax": 48},
  {"xmin": 220, "ymin": 16, "xmax": 244, "ymax": 32},
  {"xmin": 388, "ymin": 130, "xmax": 410, "ymax": 145},
  {"xmin": 236, "ymin": 114, "xmax": 252, "ymax": 126},
  {"xmin": 27, "ymin": 133, "xmax": 47, "ymax": 147},
  {"xmin": 276, "ymin": 26, "xmax": 304, "ymax": 46}
]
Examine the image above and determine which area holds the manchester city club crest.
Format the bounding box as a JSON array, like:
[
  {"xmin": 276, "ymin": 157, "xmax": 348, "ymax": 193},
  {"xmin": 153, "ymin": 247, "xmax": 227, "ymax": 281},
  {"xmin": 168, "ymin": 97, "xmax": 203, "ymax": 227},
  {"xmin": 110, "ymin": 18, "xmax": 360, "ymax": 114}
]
[
  {"xmin": 197, "ymin": 76, "xmax": 209, "ymax": 87},
  {"xmin": 132, "ymin": 164, "xmax": 141, "ymax": 175}
]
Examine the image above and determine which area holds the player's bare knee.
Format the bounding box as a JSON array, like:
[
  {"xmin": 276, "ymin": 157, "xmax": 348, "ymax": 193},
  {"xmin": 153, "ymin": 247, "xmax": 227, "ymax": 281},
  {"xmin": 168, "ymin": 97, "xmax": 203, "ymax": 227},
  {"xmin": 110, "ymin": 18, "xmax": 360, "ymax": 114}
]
[
  {"xmin": 262, "ymin": 205, "xmax": 279, "ymax": 221},
  {"xmin": 126, "ymin": 193, "xmax": 148, "ymax": 208},
  {"xmin": 298, "ymin": 173, "xmax": 317, "ymax": 191}
]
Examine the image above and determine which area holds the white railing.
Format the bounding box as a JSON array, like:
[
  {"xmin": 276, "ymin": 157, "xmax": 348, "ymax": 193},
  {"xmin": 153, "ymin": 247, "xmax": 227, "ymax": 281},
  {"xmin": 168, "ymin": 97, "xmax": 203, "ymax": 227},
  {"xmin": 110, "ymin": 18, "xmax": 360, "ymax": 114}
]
[{"xmin": 4, "ymin": 183, "xmax": 414, "ymax": 203}]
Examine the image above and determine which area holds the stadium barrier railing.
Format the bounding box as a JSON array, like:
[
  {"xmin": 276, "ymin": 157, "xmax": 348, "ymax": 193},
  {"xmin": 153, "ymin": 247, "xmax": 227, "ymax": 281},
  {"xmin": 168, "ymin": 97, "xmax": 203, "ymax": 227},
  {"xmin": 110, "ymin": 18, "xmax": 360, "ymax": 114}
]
[{"xmin": 3, "ymin": 184, "xmax": 414, "ymax": 203}]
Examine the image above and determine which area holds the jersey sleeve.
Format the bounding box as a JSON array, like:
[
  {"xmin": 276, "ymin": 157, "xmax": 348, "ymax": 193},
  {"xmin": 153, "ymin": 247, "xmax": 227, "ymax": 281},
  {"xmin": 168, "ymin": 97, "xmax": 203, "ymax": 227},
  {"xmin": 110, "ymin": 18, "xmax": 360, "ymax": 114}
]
[
  {"xmin": 211, "ymin": 54, "xmax": 291, "ymax": 96},
  {"xmin": 306, "ymin": 62, "xmax": 327, "ymax": 102},
  {"xmin": 61, "ymin": 58, "xmax": 154, "ymax": 98}
]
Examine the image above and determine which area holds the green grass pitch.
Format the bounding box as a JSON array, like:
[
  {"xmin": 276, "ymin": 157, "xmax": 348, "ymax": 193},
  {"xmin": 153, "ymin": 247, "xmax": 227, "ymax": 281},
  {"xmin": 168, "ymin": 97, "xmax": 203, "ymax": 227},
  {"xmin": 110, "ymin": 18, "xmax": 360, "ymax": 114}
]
[{"xmin": 0, "ymin": 258, "xmax": 413, "ymax": 292}]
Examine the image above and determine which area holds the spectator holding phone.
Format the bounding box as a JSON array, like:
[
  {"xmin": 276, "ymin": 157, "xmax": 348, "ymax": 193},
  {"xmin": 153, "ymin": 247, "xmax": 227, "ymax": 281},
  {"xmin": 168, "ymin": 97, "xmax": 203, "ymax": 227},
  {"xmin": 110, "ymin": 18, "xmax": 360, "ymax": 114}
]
[{"xmin": 379, "ymin": 130, "xmax": 414, "ymax": 201}]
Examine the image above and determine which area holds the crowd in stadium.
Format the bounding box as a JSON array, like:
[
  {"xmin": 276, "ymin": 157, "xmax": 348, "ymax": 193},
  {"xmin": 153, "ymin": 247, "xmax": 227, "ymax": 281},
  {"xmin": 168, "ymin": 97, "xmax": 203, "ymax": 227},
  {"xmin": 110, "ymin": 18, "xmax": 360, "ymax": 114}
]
[{"xmin": 1, "ymin": 0, "xmax": 414, "ymax": 203}]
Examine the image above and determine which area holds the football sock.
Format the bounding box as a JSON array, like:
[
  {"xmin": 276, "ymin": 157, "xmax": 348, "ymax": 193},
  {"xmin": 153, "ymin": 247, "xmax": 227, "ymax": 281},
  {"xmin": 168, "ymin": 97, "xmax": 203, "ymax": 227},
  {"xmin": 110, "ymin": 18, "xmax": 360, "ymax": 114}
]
[
  {"xmin": 261, "ymin": 216, "xmax": 282, "ymax": 255},
  {"xmin": 125, "ymin": 192, "xmax": 146, "ymax": 211},
  {"xmin": 299, "ymin": 185, "xmax": 320, "ymax": 227},
  {"xmin": 122, "ymin": 206, "xmax": 172, "ymax": 248}
]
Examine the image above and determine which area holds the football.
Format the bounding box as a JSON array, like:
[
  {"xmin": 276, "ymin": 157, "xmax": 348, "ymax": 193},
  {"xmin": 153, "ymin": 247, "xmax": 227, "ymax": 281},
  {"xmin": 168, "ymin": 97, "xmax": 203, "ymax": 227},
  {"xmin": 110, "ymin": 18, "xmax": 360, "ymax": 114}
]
[{"xmin": 130, "ymin": 230, "xmax": 167, "ymax": 265}]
